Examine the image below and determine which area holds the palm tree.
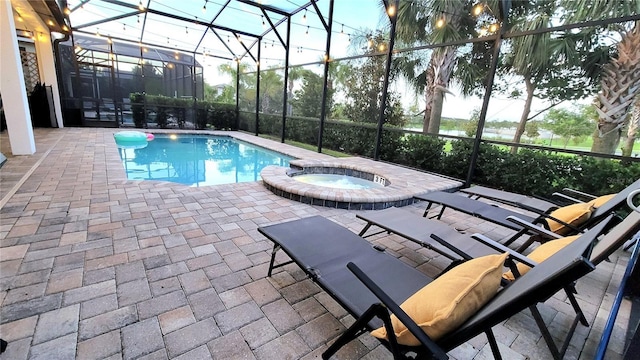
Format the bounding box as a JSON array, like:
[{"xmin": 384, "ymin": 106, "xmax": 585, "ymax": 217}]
[
  {"xmin": 562, "ymin": 0, "xmax": 640, "ymax": 154},
  {"xmin": 623, "ymin": 95, "xmax": 640, "ymax": 156},
  {"xmin": 591, "ymin": 23, "xmax": 640, "ymax": 154}
]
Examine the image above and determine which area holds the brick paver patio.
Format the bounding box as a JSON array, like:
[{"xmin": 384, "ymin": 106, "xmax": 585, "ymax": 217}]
[{"xmin": 0, "ymin": 127, "xmax": 633, "ymax": 359}]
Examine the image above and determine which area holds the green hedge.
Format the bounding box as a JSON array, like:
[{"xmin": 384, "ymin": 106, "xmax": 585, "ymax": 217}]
[
  {"xmin": 257, "ymin": 116, "xmax": 639, "ymax": 197},
  {"xmin": 129, "ymin": 93, "xmax": 236, "ymax": 130}
]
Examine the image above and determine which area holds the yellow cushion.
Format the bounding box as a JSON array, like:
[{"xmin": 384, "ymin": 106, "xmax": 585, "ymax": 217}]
[
  {"xmin": 587, "ymin": 194, "xmax": 615, "ymax": 208},
  {"xmin": 546, "ymin": 202, "xmax": 593, "ymax": 235},
  {"xmin": 503, "ymin": 235, "xmax": 580, "ymax": 281},
  {"xmin": 370, "ymin": 253, "xmax": 507, "ymax": 346}
]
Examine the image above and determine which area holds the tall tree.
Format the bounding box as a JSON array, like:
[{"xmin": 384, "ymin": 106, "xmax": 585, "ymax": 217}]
[
  {"xmin": 562, "ymin": 0, "xmax": 640, "ymax": 154},
  {"xmin": 291, "ymin": 70, "xmax": 334, "ymax": 117},
  {"xmin": 389, "ymin": 0, "xmax": 502, "ymax": 134}
]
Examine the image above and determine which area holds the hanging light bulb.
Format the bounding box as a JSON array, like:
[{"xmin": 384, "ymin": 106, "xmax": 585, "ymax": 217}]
[
  {"xmin": 185, "ymin": 26, "xmax": 189, "ymax": 35},
  {"xmin": 472, "ymin": 3, "xmax": 484, "ymax": 16},
  {"xmin": 167, "ymin": 37, "xmax": 170, "ymax": 44},
  {"xmin": 435, "ymin": 17, "xmax": 445, "ymax": 28},
  {"xmin": 138, "ymin": 0, "xmax": 144, "ymax": 11},
  {"xmin": 137, "ymin": 14, "xmax": 140, "ymax": 23},
  {"xmin": 202, "ymin": 0, "xmax": 207, "ymax": 13},
  {"xmin": 489, "ymin": 23, "xmax": 499, "ymax": 32},
  {"xmin": 261, "ymin": 15, "xmax": 265, "ymax": 28},
  {"xmin": 302, "ymin": 9, "xmax": 307, "ymax": 23},
  {"xmin": 305, "ymin": 26, "xmax": 309, "ymax": 35},
  {"xmin": 348, "ymin": 34, "xmax": 351, "ymax": 43},
  {"xmin": 387, "ymin": 5, "xmax": 396, "ymax": 16},
  {"xmin": 367, "ymin": 36, "xmax": 373, "ymax": 48},
  {"xmin": 378, "ymin": 43, "xmax": 386, "ymax": 51},
  {"xmin": 227, "ymin": 35, "xmax": 230, "ymax": 42},
  {"xmin": 62, "ymin": 25, "xmax": 69, "ymax": 31},
  {"xmin": 237, "ymin": 34, "xmax": 242, "ymax": 43},
  {"xmin": 64, "ymin": 7, "xmax": 71, "ymax": 15},
  {"xmin": 341, "ymin": 24, "xmax": 344, "ymax": 34},
  {"xmin": 123, "ymin": 23, "xmax": 126, "ymax": 31},
  {"xmin": 47, "ymin": 20, "xmax": 54, "ymax": 26},
  {"xmin": 96, "ymin": 28, "xmax": 101, "ymax": 37}
]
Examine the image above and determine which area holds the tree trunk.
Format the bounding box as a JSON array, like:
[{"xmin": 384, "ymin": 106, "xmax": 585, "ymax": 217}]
[
  {"xmin": 592, "ymin": 122, "xmax": 623, "ymax": 154},
  {"xmin": 428, "ymin": 89, "xmax": 444, "ymax": 133},
  {"xmin": 423, "ymin": 47, "xmax": 458, "ymax": 134},
  {"xmin": 622, "ymin": 95, "xmax": 640, "ymax": 156},
  {"xmin": 422, "ymin": 66, "xmax": 435, "ymax": 133},
  {"xmin": 511, "ymin": 76, "xmax": 534, "ymax": 154}
]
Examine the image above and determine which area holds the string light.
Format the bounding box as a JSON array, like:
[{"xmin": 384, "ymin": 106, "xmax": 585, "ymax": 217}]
[
  {"xmin": 167, "ymin": 37, "xmax": 170, "ymax": 44},
  {"xmin": 435, "ymin": 17, "xmax": 445, "ymax": 28},
  {"xmin": 47, "ymin": 20, "xmax": 54, "ymax": 26},
  {"xmin": 472, "ymin": 3, "xmax": 484, "ymax": 16},
  {"xmin": 202, "ymin": 0, "xmax": 207, "ymax": 13},
  {"xmin": 185, "ymin": 26, "xmax": 189, "ymax": 34},
  {"xmin": 261, "ymin": 15, "xmax": 265, "ymax": 28},
  {"xmin": 138, "ymin": 0, "xmax": 144, "ymax": 11},
  {"xmin": 489, "ymin": 23, "xmax": 499, "ymax": 32},
  {"xmin": 137, "ymin": 14, "xmax": 140, "ymax": 23},
  {"xmin": 341, "ymin": 24, "xmax": 344, "ymax": 34},
  {"xmin": 123, "ymin": 23, "xmax": 126, "ymax": 31},
  {"xmin": 62, "ymin": 25, "xmax": 69, "ymax": 31},
  {"xmin": 348, "ymin": 34, "xmax": 351, "ymax": 43},
  {"xmin": 96, "ymin": 28, "xmax": 101, "ymax": 37},
  {"xmin": 387, "ymin": 4, "xmax": 396, "ymax": 16},
  {"xmin": 305, "ymin": 26, "xmax": 309, "ymax": 35},
  {"xmin": 227, "ymin": 35, "xmax": 230, "ymax": 42},
  {"xmin": 64, "ymin": 7, "xmax": 71, "ymax": 15},
  {"xmin": 302, "ymin": 9, "xmax": 307, "ymax": 23}
]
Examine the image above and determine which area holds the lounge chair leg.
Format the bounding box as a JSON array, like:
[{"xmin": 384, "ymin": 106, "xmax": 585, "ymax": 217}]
[
  {"xmin": 565, "ymin": 285, "xmax": 589, "ymax": 326},
  {"xmin": 267, "ymin": 244, "xmax": 281, "ymax": 277},
  {"xmin": 486, "ymin": 329, "xmax": 502, "ymax": 360},
  {"xmin": 359, "ymin": 223, "xmax": 372, "ymax": 236},
  {"xmin": 529, "ymin": 305, "xmax": 564, "ymax": 360},
  {"xmin": 322, "ymin": 304, "xmax": 403, "ymax": 360}
]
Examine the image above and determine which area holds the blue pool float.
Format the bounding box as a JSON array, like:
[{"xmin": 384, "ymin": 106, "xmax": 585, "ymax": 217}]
[{"xmin": 114, "ymin": 131, "xmax": 149, "ymax": 149}]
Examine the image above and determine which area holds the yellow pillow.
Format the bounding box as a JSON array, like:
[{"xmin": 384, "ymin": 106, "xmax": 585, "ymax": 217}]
[
  {"xmin": 503, "ymin": 235, "xmax": 579, "ymax": 281},
  {"xmin": 370, "ymin": 253, "xmax": 507, "ymax": 346},
  {"xmin": 587, "ymin": 194, "xmax": 615, "ymax": 208},
  {"xmin": 546, "ymin": 202, "xmax": 593, "ymax": 235}
]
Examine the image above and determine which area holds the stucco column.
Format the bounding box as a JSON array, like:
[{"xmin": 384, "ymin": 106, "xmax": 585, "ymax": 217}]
[
  {"xmin": 35, "ymin": 31, "xmax": 64, "ymax": 128},
  {"xmin": 0, "ymin": 0, "xmax": 36, "ymax": 154}
]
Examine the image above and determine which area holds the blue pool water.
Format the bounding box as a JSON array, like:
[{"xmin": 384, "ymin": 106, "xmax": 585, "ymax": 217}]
[{"xmin": 117, "ymin": 134, "xmax": 292, "ymax": 187}]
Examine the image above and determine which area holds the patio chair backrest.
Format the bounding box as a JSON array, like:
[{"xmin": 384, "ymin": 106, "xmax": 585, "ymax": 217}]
[
  {"xmin": 590, "ymin": 211, "xmax": 640, "ymax": 265},
  {"xmin": 590, "ymin": 178, "xmax": 640, "ymax": 220},
  {"xmin": 438, "ymin": 215, "xmax": 611, "ymax": 349}
]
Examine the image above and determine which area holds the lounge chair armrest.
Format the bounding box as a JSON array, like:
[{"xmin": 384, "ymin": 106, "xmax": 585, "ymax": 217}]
[
  {"xmin": 470, "ymin": 234, "xmax": 537, "ymax": 268},
  {"xmin": 430, "ymin": 234, "xmax": 474, "ymax": 261},
  {"xmin": 551, "ymin": 192, "xmax": 583, "ymax": 204},
  {"xmin": 562, "ymin": 188, "xmax": 597, "ymax": 200},
  {"xmin": 346, "ymin": 262, "xmax": 449, "ymax": 360},
  {"xmin": 506, "ymin": 216, "xmax": 562, "ymax": 240}
]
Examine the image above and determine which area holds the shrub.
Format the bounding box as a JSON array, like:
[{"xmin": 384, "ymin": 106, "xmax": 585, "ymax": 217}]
[{"xmin": 129, "ymin": 93, "xmax": 146, "ymax": 128}]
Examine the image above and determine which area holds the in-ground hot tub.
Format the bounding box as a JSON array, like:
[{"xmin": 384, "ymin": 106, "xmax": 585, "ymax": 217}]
[
  {"xmin": 260, "ymin": 159, "xmax": 432, "ymax": 210},
  {"xmin": 289, "ymin": 166, "xmax": 387, "ymax": 190}
]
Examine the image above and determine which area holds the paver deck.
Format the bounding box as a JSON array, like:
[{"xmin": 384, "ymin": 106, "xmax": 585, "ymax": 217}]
[{"xmin": 0, "ymin": 127, "xmax": 634, "ymax": 359}]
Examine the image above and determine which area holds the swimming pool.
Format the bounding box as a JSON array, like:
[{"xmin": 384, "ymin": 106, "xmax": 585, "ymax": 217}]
[{"xmin": 117, "ymin": 134, "xmax": 293, "ymax": 187}]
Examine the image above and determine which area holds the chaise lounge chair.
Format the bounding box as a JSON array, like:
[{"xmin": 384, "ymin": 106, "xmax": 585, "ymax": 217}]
[
  {"xmin": 460, "ymin": 185, "xmax": 561, "ymax": 213},
  {"xmin": 258, "ymin": 215, "xmax": 608, "ymax": 359},
  {"xmin": 414, "ymin": 178, "xmax": 640, "ymax": 250}
]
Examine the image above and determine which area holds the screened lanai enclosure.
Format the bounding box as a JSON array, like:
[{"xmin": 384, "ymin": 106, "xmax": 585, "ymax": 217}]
[{"xmin": 58, "ymin": 0, "xmax": 640, "ymax": 191}]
